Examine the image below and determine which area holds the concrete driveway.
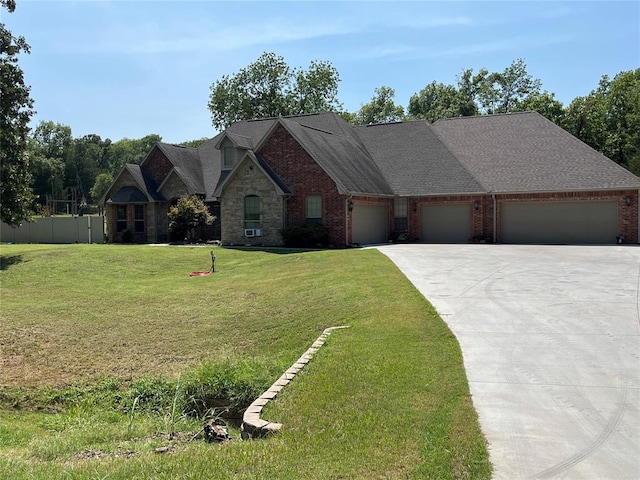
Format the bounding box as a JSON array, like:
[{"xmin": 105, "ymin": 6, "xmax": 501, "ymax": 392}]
[{"xmin": 376, "ymin": 244, "xmax": 639, "ymax": 479}]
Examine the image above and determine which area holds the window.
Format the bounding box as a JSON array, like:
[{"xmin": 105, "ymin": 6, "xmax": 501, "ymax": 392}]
[
  {"xmin": 116, "ymin": 205, "xmax": 127, "ymax": 233},
  {"xmin": 134, "ymin": 205, "xmax": 145, "ymax": 233},
  {"xmin": 244, "ymin": 195, "xmax": 260, "ymax": 229},
  {"xmin": 394, "ymin": 197, "xmax": 408, "ymax": 231},
  {"xmin": 223, "ymin": 146, "xmax": 234, "ymax": 168},
  {"xmin": 306, "ymin": 196, "xmax": 322, "ymax": 224}
]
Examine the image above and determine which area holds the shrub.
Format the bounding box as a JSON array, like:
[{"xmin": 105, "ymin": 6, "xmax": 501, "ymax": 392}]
[
  {"xmin": 120, "ymin": 228, "xmax": 134, "ymax": 243},
  {"xmin": 280, "ymin": 222, "xmax": 330, "ymax": 248},
  {"xmin": 168, "ymin": 195, "xmax": 215, "ymax": 243}
]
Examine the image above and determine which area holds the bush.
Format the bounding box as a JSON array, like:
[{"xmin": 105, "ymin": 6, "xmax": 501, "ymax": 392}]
[
  {"xmin": 120, "ymin": 228, "xmax": 133, "ymax": 243},
  {"xmin": 280, "ymin": 222, "xmax": 330, "ymax": 248},
  {"xmin": 168, "ymin": 195, "xmax": 215, "ymax": 243}
]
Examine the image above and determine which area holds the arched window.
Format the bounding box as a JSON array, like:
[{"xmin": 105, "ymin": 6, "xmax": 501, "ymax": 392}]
[{"xmin": 244, "ymin": 195, "xmax": 260, "ymax": 229}]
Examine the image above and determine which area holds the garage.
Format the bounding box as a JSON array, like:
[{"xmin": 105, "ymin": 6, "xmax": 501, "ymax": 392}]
[
  {"xmin": 421, "ymin": 203, "xmax": 471, "ymax": 243},
  {"xmin": 501, "ymin": 200, "xmax": 618, "ymax": 244},
  {"xmin": 352, "ymin": 203, "xmax": 388, "ymax": 245}
]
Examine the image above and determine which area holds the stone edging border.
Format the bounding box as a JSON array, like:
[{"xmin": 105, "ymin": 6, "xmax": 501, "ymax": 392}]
[{"xmin": 241, "ymin": 325, "xmax": 350, "ymax": 439}]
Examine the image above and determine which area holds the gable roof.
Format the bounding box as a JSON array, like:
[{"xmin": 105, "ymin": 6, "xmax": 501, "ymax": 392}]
[
  {"xmin": 279, "ymin": 117, "xmax": 393, "ymax": 195},
  {"xmin": 213, "ymin": 151, "xmax": 292, "ymax": 197},
  {"xmin": 431, "ymin": 112, "xmax": 640, "ymax": 193},
  {"xmin": 155, "ymin": 143, "xmax": 205, "ymax": 194},
  {"xmin": 214, "ymin": 112, "xmax": 393, "ymax": 196}
]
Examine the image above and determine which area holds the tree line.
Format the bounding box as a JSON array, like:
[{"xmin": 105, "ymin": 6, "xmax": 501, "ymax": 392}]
[
  {"xmin": 210, "ymin": 53, "xmax": 640, "ymax": 176},
  {"xmin": 2, "ymin": 0, "xmax": 638, "ymax": 226}
]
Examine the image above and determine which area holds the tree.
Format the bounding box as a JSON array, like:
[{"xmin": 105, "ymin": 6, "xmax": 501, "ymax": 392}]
[
  {"xmin": 354, "ymin": 86, "xmax": 404, "ymax": 125},
  {"xmin": 90, "ymin": 172, "xmax": 113, "ymax": 205},
  {"xmin": 67, "ymin": 134, "xmax": 107, "ymax": 202},
  {"xmin": 179, "ymin": 137, "xmax": 210, "ymax": 148},
  {"xmin": 514, "ymin": 91, "xmax": 566, "ymax": 126},
  {"xmin": 0, "ymin": 0, "xmax": 36, "ymax": 225},
  {"xmin": 565, "ymin": 69, "xmax": 640, "ymax": 174},
  {"xmin": 408, "ymin": 81, "xmax": 469, "ymax": 122},
  {"xmin": 27, "ymin": 121, "xmax": 73, "ymax": 203},
  {"xmin": 408, "ymin": 59, "xmax": 543, "ymax": 123},
  {"xmin": 477, "ymin": 59, "xmax": 542, "ymax": 114},
  {"xmin": 168, "ymin": 195, "xmax": 215, "ymax": 242},
  {"xmin": 208, "ymin": 52, "xmax": 342, "ymax": 130},
  {"xmin": 291, "ymin": 60, "xmax": 341, "ymax": 115},
  {"xmin": 107, "ymin": 134, "xmax": 161, "ymax": 174}
]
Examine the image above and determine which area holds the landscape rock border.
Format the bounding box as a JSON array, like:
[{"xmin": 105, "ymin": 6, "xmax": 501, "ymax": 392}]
[{"xmin": 241, "ymin": 326, "xmax": 350, "ymax": 439}]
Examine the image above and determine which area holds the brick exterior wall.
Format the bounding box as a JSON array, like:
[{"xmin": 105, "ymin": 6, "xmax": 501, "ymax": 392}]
[
  {"xmin": 220, "ymin": 158, "xmax": 285, "ymax": 246},
  {"xmin": 143, "ymin": 147, "xmax": 174, "ymax": 186},
  {"xmin": 259, "ymin": 126, "xmax": 349, "ymax": 246},
  {"xmin": 105, "ymin": 203, "xmax": 151, "ymax": 243}
]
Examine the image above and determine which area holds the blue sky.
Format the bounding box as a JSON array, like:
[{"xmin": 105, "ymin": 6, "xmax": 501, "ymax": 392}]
[{"xmin": 2, "ymin": 1, "xmax": 639, "ymax": 144}]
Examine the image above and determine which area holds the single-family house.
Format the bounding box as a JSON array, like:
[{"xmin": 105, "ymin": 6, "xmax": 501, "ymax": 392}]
[{"xmin": 102, "ymin": 111, "xmax": 640, "ymax": 245}]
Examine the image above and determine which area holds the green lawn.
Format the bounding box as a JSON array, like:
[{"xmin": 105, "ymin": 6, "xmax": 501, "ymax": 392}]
[{"xmin": 0, "ymin": 244, "xmax": 491, "ymax": 479}]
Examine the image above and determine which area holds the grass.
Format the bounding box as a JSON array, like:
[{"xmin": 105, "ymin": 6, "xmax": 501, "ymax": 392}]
[{"xmin": 0, "ymin": 244, "xmax": 491, "ymax": 479}]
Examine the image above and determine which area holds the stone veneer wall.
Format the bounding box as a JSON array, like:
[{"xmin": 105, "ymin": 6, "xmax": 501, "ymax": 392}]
[{"xmin": 220, "ymin": 158, "xmax": 285, "ymax": 246}]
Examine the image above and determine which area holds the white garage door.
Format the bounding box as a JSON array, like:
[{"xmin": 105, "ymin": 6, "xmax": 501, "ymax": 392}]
[
  {"xmin": 352, "ymin": 204, "xmax": 388, "ymax": 245},
  {"xmin": 501, "ymin": 200, "xmax": 618, "ymax": 244},
  {"xmin": 421, "ymin": 203, "xmax": 471, "ymax": 243}
]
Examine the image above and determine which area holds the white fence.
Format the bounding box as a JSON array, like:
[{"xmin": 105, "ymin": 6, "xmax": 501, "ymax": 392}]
[{"xmin": 0, "ymin": 216, "xmax": 105, "ymax": 244}]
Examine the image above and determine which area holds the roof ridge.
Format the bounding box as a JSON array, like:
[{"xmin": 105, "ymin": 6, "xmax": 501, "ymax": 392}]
[
  {"xmin": 247, "ymin": 112, "xmax": 335, "ymax": 123},
  {"xmin": 434, "ymin": 111, "xmax": 537, "ymax": 123}
]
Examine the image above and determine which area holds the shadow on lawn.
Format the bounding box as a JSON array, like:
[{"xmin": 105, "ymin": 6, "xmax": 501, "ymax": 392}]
[
  {"xmin": 224, "ymin": 246, "xmax": 325, "ymax": 255},
  {"xmin": 1, "ymin": 255, "xmax": 23, "ymax": 270}
]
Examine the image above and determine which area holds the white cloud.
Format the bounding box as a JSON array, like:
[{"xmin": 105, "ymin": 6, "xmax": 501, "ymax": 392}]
[{"xmin": 356, "ymin": 33, "xmax": 576, "ymax": 61}]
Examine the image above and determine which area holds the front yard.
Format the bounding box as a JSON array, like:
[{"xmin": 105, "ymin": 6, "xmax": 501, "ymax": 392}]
[{"xmin": 0, "ymin": 244, "xmax": 491, "ymax": 479}]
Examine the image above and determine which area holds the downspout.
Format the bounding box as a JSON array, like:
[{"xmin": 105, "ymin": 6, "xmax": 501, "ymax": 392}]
[
  {"xmin": 284, "ymin": 195, "xmax": 290, "ymax": 236},
  {"xmin": 492, "ymin": 193, "xmax": 497, "ymax": 243},
  {"xmin": 345, "ymin": 195, "xmax": 352, "ymax": 246},
  {"xmin": 637, "ymin": 189, "xmax": 639, "ymax": 244}
]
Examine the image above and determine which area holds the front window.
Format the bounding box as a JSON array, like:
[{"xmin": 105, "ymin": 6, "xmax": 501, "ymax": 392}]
[
  {"xmin": 223, "ymin": 146, "xmax": 234, "ymax": 168},
  {"xmin": 244, "ymin": 195, "xmax": 260, "ymax": 229},
  {"xmin": 394, "ymin": 197, "xmax": 408, "ymax": 231},
  {"xmin": 134, "ymin": 205, "xmax": 145, "ymax": 233},
  {"xmin": 116, "ymin": 205, "xmax": 127, "ymax": 232},
  {"xmin": 306, "ymin": 196, "xmax": 322, "ymax": 224}
]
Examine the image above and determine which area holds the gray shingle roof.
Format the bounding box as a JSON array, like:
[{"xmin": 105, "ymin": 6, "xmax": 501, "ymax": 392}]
[
  {"xmin": 156, "ymin": 143, "xmax": 204, "ymax": 194},
  {"xmin": 107, "ymin": 185, "xmax": 149, "ymax": 203},
  {"xmin": 196, "ymin": 135, "xmax": 223, "ymax": 202},
  {"xmin": 280, "ymin": 116, "xmax": 393, "ymax": 195},
  {"xmin": 125, "ymin": 164, "xmax": 164, "ymax": 201},
  {"xmin": 255, "ymin": 154, "xmax": 292, "ymax": 194},
  {"xmin": 432, "ymin": 112, "xmax": 640, "ymax": 193},
  {"xmin": 354, "ymin": 121, "xmax": 484, "ymax": 196},
  {"xmin": 123, "ymin": 111, "xmax": 637, "ymax": 206}
]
